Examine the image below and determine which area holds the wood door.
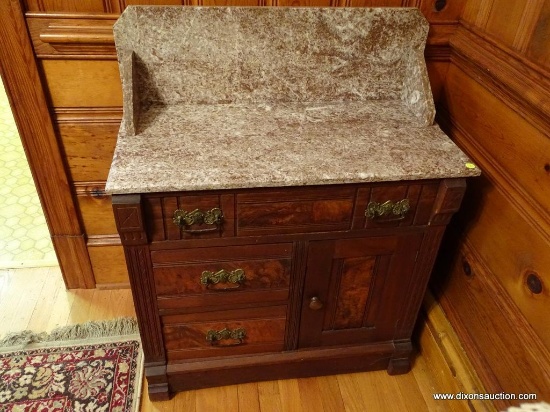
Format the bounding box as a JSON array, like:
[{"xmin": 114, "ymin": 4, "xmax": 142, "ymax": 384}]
[{"xmin": 298, "ymin": 232, "xmax": 423, "ymax": 348}]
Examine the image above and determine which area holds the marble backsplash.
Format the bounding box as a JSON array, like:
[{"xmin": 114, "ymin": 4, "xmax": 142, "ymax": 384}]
[{"xmin": 114, "ymin": 7, "xmax": 435, "ymax": 130}]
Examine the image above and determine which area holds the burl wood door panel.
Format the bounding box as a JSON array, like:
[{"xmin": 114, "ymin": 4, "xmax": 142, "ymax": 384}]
[{"xmin": 299, "ymin": 232, "xmax": 423, "ymax": 348}]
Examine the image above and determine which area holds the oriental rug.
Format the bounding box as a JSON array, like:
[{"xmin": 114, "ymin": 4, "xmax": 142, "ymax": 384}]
[{"xmin": 0, "ymin": 318, "xmax": 142, "ymax": 412}]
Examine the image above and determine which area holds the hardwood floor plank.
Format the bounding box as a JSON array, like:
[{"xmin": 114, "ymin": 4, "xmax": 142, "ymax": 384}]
[
  {"xmin": 278, "ymin": 378, "xmax": 301, "ymax": 412},
  {"xmin": 258, "ymin": 380, "xmax": 284, "ymax": 412},
  {"xmin": 317, "ymin": 375, "xmax": 346, "ymax": 412},
  {"xmin": 238, "ymin": 382, "xmax": 261, "ymax": 412},
  {"xmin": 26, "ymin": 267, "xmax": 62, "ymax": 332},
  {"xmin": 298, "ymin": 377, "xmax": 326, "ymax": 412},
  {"xmin": 0, "ymin": 267, "xmax": 482, "ymax": 411}
]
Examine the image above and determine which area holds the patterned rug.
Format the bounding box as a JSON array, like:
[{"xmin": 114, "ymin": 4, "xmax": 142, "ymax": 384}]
[{"xmin": 0, "ymin": 318, "xmax": 142, "ymax": 412}]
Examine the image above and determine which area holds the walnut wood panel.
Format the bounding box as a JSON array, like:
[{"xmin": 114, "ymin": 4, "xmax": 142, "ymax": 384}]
[
  {"xmin": 236, "ymin": 187, "xmax": 355, "ymax": 235},
  {"xmin": 453, "ymin": 176, "xmax": 550, "ymax": 348},
  {"xmin": 39, "ymin": 60, "xmax": 122, "ymax": 107},
  {"xmin": 162, "ymin": 305, "xmax": 287, "ymax": 360},
  {"xmin": 144, "ymin": 194, "xmax": 235, "ymax": 241},
  {"xmin": 112, "ymin": 194, "xmax": 168, "ymax": 398},
  {"xmin": 0, "ymin": 0, "xmax": 95, "ymax": 289},
  {"xmin": 434, "ymin": 240, "xmax": 550, "ymax": 410},
  {"xmin": 55, "ymin": 117, "xmax": 119, "ymax": 182},
  {"xmin": 441, "ymin": 65, "xmax": 550, "ymax": 241}
]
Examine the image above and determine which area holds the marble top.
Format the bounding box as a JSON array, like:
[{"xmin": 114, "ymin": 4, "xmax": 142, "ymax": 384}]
[
  {"xmin": 106, "ymin": 6, "xmax": 479, "ymax": 195},
  {"xmin": 105, "ymin": 101, "xmax": 479, "ymax": 194}
]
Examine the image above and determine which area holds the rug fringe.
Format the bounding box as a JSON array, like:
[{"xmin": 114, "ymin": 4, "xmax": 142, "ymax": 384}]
[{"xmin": 0, "ymin": 317, "xmax": 139, "ymax": 348}]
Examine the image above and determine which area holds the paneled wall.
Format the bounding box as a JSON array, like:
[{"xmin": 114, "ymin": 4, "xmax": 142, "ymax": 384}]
[
  {"xmin": 1, "ymin": 0, "xmax": 463, "ymax": 288},
  {"xmin": 433, "ymin": 0, "xmax": 550, "ymax": 409}
]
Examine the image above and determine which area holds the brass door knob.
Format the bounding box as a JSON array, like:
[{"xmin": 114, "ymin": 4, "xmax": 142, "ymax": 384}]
[{"xmin": 309, "ymin": 297, "xmax": 324, "ymax": 310}]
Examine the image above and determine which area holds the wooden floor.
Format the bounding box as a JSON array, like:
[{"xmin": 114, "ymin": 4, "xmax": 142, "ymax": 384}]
[{"xmin": 0, "ymin": 267, "xmax": 483, "ymax": 412}]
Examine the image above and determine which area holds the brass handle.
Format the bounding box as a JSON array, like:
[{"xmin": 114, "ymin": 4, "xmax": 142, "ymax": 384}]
[
  {"xmin": 309, "ymin": 297, "xmax": 324, "ymax": 310},
  {"xmin": 173, "ymin": 208, "xmax": 223, "ymax": 233},
  {"xmin": 206, "ymin": 328, "xmax": 246, "ymax": 346},
  {"xmin": 365, "ymin": 199, "xmax": 410, "ymax": 221},
  {"xmin": 200, "ymin": 269, "xmax": 246, "ymax": 290}
]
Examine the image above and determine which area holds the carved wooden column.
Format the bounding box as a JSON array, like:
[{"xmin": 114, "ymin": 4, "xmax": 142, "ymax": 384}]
[
  {"xmin": 112, "ymin": 194, "xmax": 169, "ymax": 400},
  {"xmin": 388, "ymin": 178, "xmax": 466, "ymax": 374}
]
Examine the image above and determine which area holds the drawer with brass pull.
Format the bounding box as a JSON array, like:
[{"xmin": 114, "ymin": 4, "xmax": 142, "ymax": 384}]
[
  {"xmin": 143, "ymin": 193, "xmax": 235, "ymax": 241},
  {"xmin": 354, "ymin": 181, "xmax": 440, "ymax": 229},
  {"xmin": 151, "ymin": 243, "xmax": 292, "ymax": 312},
  {"xmin": 162, "ymin": 305, "xmax": 287, "ymax": 361}
]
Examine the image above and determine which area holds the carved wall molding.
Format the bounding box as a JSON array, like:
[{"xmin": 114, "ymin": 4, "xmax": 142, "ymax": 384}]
[
  {"xmin": 27, "ymin": 11, "xmax": 455, "ymax": 61},
  {"xmin": 54, "ymin": 107, "xmax": 122, "ymax": 123},
  {"xmin": 450, "ymin": 24, "xmax": 550, "ymax": 137}
]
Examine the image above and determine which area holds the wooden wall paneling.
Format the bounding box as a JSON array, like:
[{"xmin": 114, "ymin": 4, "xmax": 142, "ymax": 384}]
[
  {"xmin": 0, "ymin": 0, "xmax": 94, "ymax": 288},
  {"xmin": 74, "ymin": 183, "xmax": 118, "ymax": 235},
  {"xmin": 526, "ymin": 0, "xmax": 550, "ymax": 69},
  {"xmin": 440, "ymin": 63, "xmax": 550, "ymax": 244},
  {"xmin": 23, "ymin": 0, "xmax": 112, "ymax": 13},
  {"xmin": 54, "ymin": 109, "xmax": 121, "ymax": 182},
  {"xmin": 87, "ymin": 237, "xmax": 129, "ymax": 287},
  {"xmin": 450, "ymin": 25, "xmax": 550, "ymax": 135},
  {"xmin": 460, "ymin": 0, "xmax": 494, "ymax": 29},
  {"xmin": 434, "ymin": 238, "xmax": 550, "ymax": 410},
  {"xmin": 39, "ymin": 60, "xmax": 122, "ymax": 107},
  {"xmin": 454, "ymin": 176, "xmax": 550, "ymax": 348},
  {"xmin": 484, "ymin": 0, "xmax": 528, "ymax": 49}
]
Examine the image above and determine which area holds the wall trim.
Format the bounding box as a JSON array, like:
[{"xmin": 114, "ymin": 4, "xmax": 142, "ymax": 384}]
[
  {"xmin": 438, "ymin": 102, "xmax": 550, "ymax": 246},
  {"xmin": 450, "ymin": 24, "xmax": 550, "ymax": 137}
]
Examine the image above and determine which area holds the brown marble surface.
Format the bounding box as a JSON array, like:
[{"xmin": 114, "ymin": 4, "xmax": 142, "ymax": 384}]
[
  {"xmin": 105, "ymin": 101, "xmax": 479, "ymax": 194},
  {"xmin": 106, "ymin": 6, "xmax": 479, "ymax": 195}
]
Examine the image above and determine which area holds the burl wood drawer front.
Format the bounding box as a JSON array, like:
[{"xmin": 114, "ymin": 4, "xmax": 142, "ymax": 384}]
[
  {"xmin": 236, "ymin": 186, "xmax": 355, "ymax": 235},
  {"xmin": 144, "ymin": 193, "xmax": 235, "ymax": 241},
  {"xmin": 152, "ymin": 243, "xmax": 292, "ymax": 311},
  {"xmin": 163, "ymin": 305, "xmax": 287, "ymax": 360}
]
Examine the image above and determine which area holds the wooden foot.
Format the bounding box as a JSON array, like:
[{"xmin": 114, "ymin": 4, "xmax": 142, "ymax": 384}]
[
  {"xmin": 387, "ymin": 357, "xmax": 411, "ymax": 375},
  {"xmin": 148, "ymin": 383, "xmax": 170, "ymax": 401}
]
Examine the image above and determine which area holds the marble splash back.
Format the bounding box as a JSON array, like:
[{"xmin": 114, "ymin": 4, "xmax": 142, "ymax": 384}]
[{"xmin": 114, "ymin": 7, "xmax": 435, "ymax": 130}]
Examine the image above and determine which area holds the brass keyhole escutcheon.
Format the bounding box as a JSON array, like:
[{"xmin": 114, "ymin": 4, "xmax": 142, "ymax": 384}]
[{"xmin": 309, "ymin": 297, "xmax": 324, "ymax": 310}]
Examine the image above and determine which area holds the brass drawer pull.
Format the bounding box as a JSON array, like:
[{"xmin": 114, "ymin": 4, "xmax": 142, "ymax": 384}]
[
  {"xmin": 365, "ymin": 199, "xmax": 410, "ymax": 220},
  {"xmin": 173, "ymin": 208, "xmax": 223, "ymax": 233},
  {"xmin": 200, "ymin": 269, "xmax": 246, "ymax": 290},
  {"xmin": 206, "ymin": 328, "xmax": 246, "ymax": 346}
]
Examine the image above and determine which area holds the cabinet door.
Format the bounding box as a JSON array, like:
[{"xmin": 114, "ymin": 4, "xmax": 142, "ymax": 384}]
[{"xmin": 298, "ymin": 233, "xmax": 423, "ymax": 348}]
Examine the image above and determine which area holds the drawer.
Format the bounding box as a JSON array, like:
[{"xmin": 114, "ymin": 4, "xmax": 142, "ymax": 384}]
[
  {"xmin": 152, "ymin": 243, "xmax": 292, "ymax": 311},
  {"xmin": 144, "ymin": 193, "xmax": 235, "ymax": 241},
  {"xmin": 354, "ymin": 182, "xmax": 440, "ymax": 229},
  {"xmin": 236, "ymin": 186, "xmax": 355, "ymax": 235},
  {"xmin": 162, "ymin": 305, "xmax": 287, "ymax": 360}
]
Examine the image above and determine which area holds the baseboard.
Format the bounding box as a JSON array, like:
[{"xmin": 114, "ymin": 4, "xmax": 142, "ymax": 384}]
[{"xmin": 417, "ymin": 290, "xmax": 495, "ymax": 412}]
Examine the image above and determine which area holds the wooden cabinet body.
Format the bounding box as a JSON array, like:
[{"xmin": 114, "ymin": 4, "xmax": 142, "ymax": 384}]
[{"xmin": 112, "ymin": 178, "xmax": 466, "ymax": 400}]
